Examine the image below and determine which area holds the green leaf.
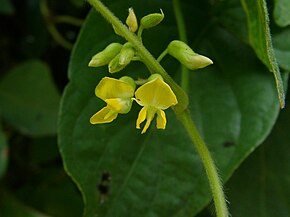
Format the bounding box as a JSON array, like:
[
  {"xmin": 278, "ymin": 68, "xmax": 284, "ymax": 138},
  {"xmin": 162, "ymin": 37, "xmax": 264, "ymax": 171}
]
[
  {"xmin": 59, "ymin": 1, "xmax": 287, "ymax": 216},
  {"xmin": 0, "ymin": 191, "xmax": 50, "ymax": 217},
  {"xmin": 0, "ymin": 60, "xmax": 60, "ymax": 137},
  {"xmin": 16, "ymin": 167, "xmax": 83, "ymax": 217},
  {"xmin": 216, "ymin": 0, "xmax": 248, "ymax": 43},
  {"xmin": 0, "ymin": 126, "xmax": 8, "ymax": 178},
  {"xmin": 274, "ymin": 0, "xmax": 290, "ymax": 27},
  {"xmin": 0, "ymin": 0, "xmax": 14, "ymax": 15},
  {"xmin": 273, "ymin": 27, "xmax": 290, "ymax": 72},
  {"xmin": 240, "ymin": 0, "xmax": 285, "ymax": 108},
  {"xmin": 226, "ymin": 98, "xmax": 290, "ymax": 217}
]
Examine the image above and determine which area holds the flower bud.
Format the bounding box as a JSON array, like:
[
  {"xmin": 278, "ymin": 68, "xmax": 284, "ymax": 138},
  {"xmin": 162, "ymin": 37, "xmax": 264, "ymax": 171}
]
[
  {"xmin": 119, "ymin": 76, "xmax": 136, "ymax": 90},
  {"xmin": 108, "ymin": 54, "xmax": 126, "ymax": 73},
  {"xmin": 140, "ymin": 9, "xmax": 164, "ymax": 29},
  {"xmin": 126, "ymin": 8, "xmax": 138, "ymax": 33},
  {"xmin": 89, "ymin": 43, "xmax": 122, "ymax": 67},
  {"xmin": 148, "ymin": 74, "xmax": 163, "ymax": 81},
  {"xmin": 167, "ymin": 40, "xmax": 213, "ymax": 70},
  {"xmin": 112, "ymin": 25, "xmax": 124, "ymax": 37},
  {"xmin": 119, "ymin": 42, "xmax": 135, "ymax": 65}
]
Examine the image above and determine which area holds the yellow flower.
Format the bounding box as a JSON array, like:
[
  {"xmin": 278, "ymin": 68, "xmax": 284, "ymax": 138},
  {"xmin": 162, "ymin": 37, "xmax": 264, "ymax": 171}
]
[
  {"xmin": 135, "ymin": 75, "xmax": 178, "ymax": 134},
  {"xmin": 90, "ymin": 77, "xmax": 135, "ymax": 124}
]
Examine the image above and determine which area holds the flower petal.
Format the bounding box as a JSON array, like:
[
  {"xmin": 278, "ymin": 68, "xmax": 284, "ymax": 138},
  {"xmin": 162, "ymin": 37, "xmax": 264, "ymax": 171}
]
[
  {"xmin": 90, "ymin": 107, "xmax": 118, "ymax": 124},
  {"xmin": 136, "ymin": 107, "xmax": 147, "ymax": 129},
  {"xmin": 156, "ymin": 109, "xmax": 166, "ymax": 129},
  {"xmin": 105, "ymin": 98, "xmax": 132, "ymax": 114},
  {"xmin": 135, "ymin": 78, "xmax": 178, "ymax": 109},
  {"xmin": 96, "ymin": 77, "xmax": 135, "ymax": 101}
]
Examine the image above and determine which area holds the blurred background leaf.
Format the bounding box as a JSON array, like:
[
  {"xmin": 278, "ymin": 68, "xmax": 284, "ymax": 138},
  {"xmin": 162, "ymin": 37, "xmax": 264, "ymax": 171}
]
[
  {"xmin": 0, "ymin": 60, "xmax": 60, "ymax": 136},
  {"xmin": 0, "ymin": 0, "xmax": 14, "ymax": 15},
  {"xmin": 274, "ymin": 0, "xmax": 290, "ymax": 27},
  {"xmin": 0, "ymin": 126, "xmax": 8, "ymax": 178},
  {"xmin": 0, "ymin": 191, "xmax": 51, "ymax": 217},
  {"xmin": 273, "ymin": 27, "xmax": 290, "ymax": 72}
]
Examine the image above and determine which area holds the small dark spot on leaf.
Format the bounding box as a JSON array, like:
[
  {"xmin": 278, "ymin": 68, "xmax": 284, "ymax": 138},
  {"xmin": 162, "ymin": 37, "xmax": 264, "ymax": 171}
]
[
  {"xmin": 97, "ymin": 171, "xmax": 111, "ymax": 203},
  {"xmin": 223, "ymin": 141, "xmax": 235, "ymax": 148}
]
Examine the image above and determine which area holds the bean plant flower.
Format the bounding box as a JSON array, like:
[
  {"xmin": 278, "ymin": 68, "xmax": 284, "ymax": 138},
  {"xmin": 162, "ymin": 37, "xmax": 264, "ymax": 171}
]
[
  {"xmin": 90, "ymin": 76, "xmax": 135, "ymax": 124},
  {"xmin": 135, "ymin": 75, "xmax": 178, "ymax": 134}
]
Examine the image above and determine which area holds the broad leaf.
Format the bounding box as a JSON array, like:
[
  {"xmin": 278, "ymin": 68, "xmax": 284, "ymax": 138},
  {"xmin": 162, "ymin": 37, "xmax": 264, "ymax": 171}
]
[
  {"xmin": 16, "ymin": 167, "xmax": 83, "ymax": 217},
  {"xmin": 226, "ymin": 97, "xmax": 290, "ymax": 216},
  {"xmin": 0, "ymin": 192, "xmax": 50, "ymax": 217},
  {"xmin": 218, "ymin": 0, "xmax": 290, "ymax": 73},
  {"xmin": 0, "ymin": 0, "xmax": 14, "ymax": 15},
  {"xmin": 273, "ymin": 27, "xmax": 290, "ymax": 71},
  {"xmin": 240, "ymin": 0, "xmax": 285, "ymax": 108},
  {"xmin": 274, "ymin": 0, "xmax": 290, "ymax": 27},
  {"xmin": 0, "ymin": 60, "xmax": 60, "ymax": 136},
  {"xmin": 59, "ymin": 1, "xmax": 287, "ymax": 216},
  {"xmin": 0, "ymin": 126, "xmax": 8, "ymax": 178}
]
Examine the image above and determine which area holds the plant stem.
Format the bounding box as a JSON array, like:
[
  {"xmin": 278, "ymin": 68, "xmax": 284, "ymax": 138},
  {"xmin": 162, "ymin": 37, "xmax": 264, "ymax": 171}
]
[
  {"xmin": 137, "ymin": 26, "xmax": 144, "ymax": 40},
  {"xmin": 87, "ymin": 0, "xmax": 188, "ymax": 115},
  {"xmin": 157, "ymin": 48, "xmax": 168, "ymax": 62},
  {"xmin": 172, "ymin": 5, "xmax": 228, "ymax": 215},
  {"xmin": 173, "ymin": 0, "xmax": 189, "ymax": 93},
  {"xmin": 40, "ymin": 0, "xmax": 73, "ymax": 50},
  {"xmin": 179, "ymin": 110, "xmax": 229, "ymax": 217},
  {"xmin": 54, "ymin": 15, "xmax": 84, "ymax": 26}
]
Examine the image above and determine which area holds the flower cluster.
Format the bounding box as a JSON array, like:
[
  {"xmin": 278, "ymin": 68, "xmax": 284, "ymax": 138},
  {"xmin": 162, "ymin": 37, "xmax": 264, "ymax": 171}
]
[
  {"xmin": 90, "ymin": 74, "xmax": 177, "ymax": 134},
  {"xmin": 88, "ymin": 8, "xmax": 213, "ymax": 134}
]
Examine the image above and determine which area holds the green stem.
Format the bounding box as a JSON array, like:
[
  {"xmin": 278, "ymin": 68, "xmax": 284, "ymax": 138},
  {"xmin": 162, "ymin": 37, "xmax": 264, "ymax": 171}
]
[
  {"xmin": 87, "ymin": 0, "xmax": 188, "ymax": 115},
  {"xmin": 173, "ymin": 0, "xmax": 189, "ymax": 93},
  {"xmin": 137, "ymin": 26, "xmax": 144, "ymax": 40},
  {"xmin": 179, "ymin": 111, "xmax": 229, "ymax": 217},
  {"xmin": 40, "ymin": 0, "xmax": 73, "ymax": 50},
  {"xmin": 54, "ymin": 15, "xmax": 84, "ymax": 26},
  {"xmin": 157, "ymin": 48, "xmax": 168, "ymax": 62}
]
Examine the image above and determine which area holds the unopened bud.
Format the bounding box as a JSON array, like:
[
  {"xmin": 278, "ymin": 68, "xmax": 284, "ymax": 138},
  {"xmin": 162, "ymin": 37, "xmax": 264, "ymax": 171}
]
[
  {"xmin": 89, "ymin": 43, "xmax": 122, "ymax": 67},
  {"xmin": 126, "ymin": 8, "xmax": 138, "ymax": 32},
  {"xmin": 119, "ymin": 76, "xmax": 136, "ymax": 90},
  {"xmin": 119, "ymin": 43, "xmax": 135, "ymax": 65},
  {"xmin": 108, "ymin": 54, "xmax": 126, "ymax": 73},
  {"xmin": 112, "ymin": 25, "xmax": 124, "ymax": 37},
  {"xmin": 140, "ymin": 9, "xmax": 164, "ymax": 29},
  {"xmin": 167, "ymin": 40, "xmax": 213, "ymax": 70},
  {"xmin": 148, "ymin": 74, "xmax": 163, "ymax": 81}
]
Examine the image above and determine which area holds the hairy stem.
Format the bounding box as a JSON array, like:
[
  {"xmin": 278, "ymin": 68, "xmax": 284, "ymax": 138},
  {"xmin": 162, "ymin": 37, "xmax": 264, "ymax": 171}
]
[{"xmin": 179, "ymin": 111, "xmax": 229, "ymax": 217}]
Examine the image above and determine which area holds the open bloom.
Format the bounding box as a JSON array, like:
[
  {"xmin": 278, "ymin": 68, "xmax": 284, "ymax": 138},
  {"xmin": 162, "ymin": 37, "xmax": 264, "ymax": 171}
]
[
  {"xmin": 135, "ymin": 76, "xmax": 178, "ymax": 134},
  {"xmin": 90, "ymin": 77, "xmax": 135, "ymax": 124}
]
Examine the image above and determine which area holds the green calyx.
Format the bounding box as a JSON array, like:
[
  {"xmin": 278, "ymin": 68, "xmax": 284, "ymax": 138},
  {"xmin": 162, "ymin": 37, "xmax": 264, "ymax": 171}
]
[
  {"xmin": 167, "ymin": 40, "xmax": 213, "ymax": 70},
  {"xmin": 140, "ymin": 9, "xmax": 164, "ymax": 29},
  {"xmin": 119, "ymin": 76, "xmax": 136, "ymax": 90},
  {"xmin": 108, "ymin": 54, "xmax": 126, "ymax": 73},
  {"xmin": 89, "ymin": 43, "xmax": 122, "ymax": 67},
  {"xmin": 119, "ymin": 42, "xmax": 135, "ymax": 65}
]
